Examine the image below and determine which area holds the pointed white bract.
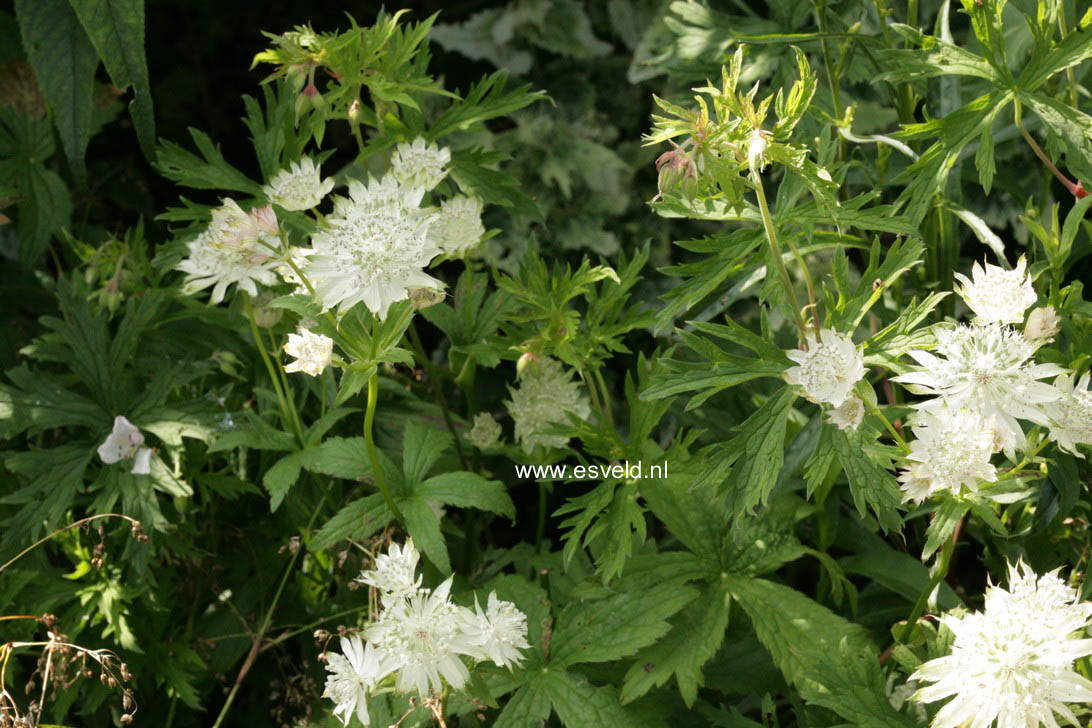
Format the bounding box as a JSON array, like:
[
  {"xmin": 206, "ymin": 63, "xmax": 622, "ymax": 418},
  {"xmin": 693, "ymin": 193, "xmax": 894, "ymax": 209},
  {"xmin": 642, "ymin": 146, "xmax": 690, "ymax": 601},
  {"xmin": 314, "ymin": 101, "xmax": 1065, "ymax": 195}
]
[
  {"xmin": 912, "ymin": 562, "xmax": 1092, "ymax": 728},
  {"xmin": 305, "ymin": 176, "xmax": 443, "ymax": 318},
  {"xmin": 782, "ymin": 328, "xmax": 865, "ymax": 407},
  {"xmin": 458, "ymin": 591, "xmax": 531, "ymax": 669},
  {"xmin": 896, "ymin": 404, "xmax": 1000, "ymax": 504},
  {"xmin": 263, "ymin": 156, "xmax": 334, "ymax": 211},
  {"xmin": 429, "ymin": 195, "xmax": 485, "ymax": 256},
  {"xmin": 506, "ymin": 356, "xmax": 591, "ymax": 454},
  {"xmin": 283, "ymin": 327, "xmax": 333, "ymax": 377},
  {"xmin": 954, "ymin": 257, "xmax": 1038, "ymax": 325},
  {"xmin": 1044, "ymin": 372, "xmax": 1092, "ymax": 457},
  {"xmin": 390, "ymin": 137, "xmax": 451, "ymax": 191},
  {"xmin": 893, "ymin": 322, "xmax": 1066, "ymax": 454},
  {"xmin": 97, "ymin": 416, "xmax": 154, "ymax": 475},
  {"xmin": 354, "ymin": 539, "xmax": 422, "ymax": 607},
  {"xmin": 176, "ymin": 199, "xmax": 282, "ymax": 304}
]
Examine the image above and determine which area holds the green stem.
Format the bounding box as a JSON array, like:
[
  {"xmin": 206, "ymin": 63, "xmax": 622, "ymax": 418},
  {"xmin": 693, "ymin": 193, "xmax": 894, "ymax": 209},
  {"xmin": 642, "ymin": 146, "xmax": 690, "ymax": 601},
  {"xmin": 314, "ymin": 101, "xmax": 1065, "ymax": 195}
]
[
  {"xmin": 268, "ymin": 327, "xmax": 306, "ymax": 440},
  {"xmin": 244, "ymin": 294, "xmax": 304, "ymax": 444},
  {"xmin": 365, "ymin": 373, "xmax": 405, "ymax": 525},
  {"xmin": 753, "ymin": 174, "xmax": 809, "ymax": 341},
  {"xmin": 865, "ymin": 399, "xmax": 909, "ymax": 453},
  {"xmin": 535, "ymin": 481, "xmax": 548, "ymax": 553},
  {"xmin": 593, "ymin": 368, "xmax": 615, "ymax": 428},
  {"xmin": 899, "ymin": 520, "xmax": 959, "ymax": 644},
  {"xmin": 407, "ymin": 322, "xmax": 469, "ymax": 470},
  {"xmin": 0, "ymin": 514, "xmax": 140, "ymax": 573}
]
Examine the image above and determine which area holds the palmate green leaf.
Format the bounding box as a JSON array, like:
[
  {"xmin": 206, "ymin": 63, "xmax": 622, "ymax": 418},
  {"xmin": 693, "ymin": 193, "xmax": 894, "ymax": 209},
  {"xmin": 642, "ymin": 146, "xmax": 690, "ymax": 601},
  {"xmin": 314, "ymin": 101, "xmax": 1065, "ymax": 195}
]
[
  {"xmin": 401, "ymin": 496, "xmax": 450, "ymax": 573},
  {"xmin": 402, "ymin": 421, "xmax": 452, "ymax": 484},
  {"xmin": 309, "ymin": 494, "xmax": 390, "ymax": 551},
  {"xmin": 263, "ymin": 451, "xmax": 302, "ymax": 512},
  {"xmin": 798, "ymin": 641, "xmax": 919, "ymax": 728},
  {"xmin": 1021, "ymin": 91, "xmax": 1092, "ymax": 184},
  {"xmin": 541, "ymin": 669, "xmax": 633, "ymax": 728},
  {"xmin": 208, "ymin": 410, "xmax": 296, "ymax": 453},
  {"xmin": 922, "ymin": 497, "xmax": 970, "ymax": 560},
  {"xmin": 8, "ymin": 154, "xmax": 73, "ymax": 267},
  {"xmin": 0, "ymin": 444, "xmax": 91, "ymax": 553},
  {"xmin": 15, "ymin": 0, "xmax": 97, "ymax": 183},
  {"xmin": 67, "ymin": 0, "xmax": 155, "ymax": 160},
  {"xmin": 156, "ymin": 127, "xmax": 263, "ymax": 195},
  {"xmin": 418, "ymin": 471, "xmax": 515, "ymax": 520},
  {"xmin": 449, "ymin": 147, "xmax": 541, "ymax": 221},
  {"xmin": 725, "ymin": 573, "xmax": 873, "ymax": 689},
  {"xmin": 641, "ymin": 353, "xmax": 784, "ymax": 409},
  {"xmin": 1018, "ymin": 20, "xmax": 1092, "ymax": 92},
  {"xmin": 426, "ymin": 70, "xmax": 545, "ymax": 140},
  {"xmin": 829, "ymin": 427, "xmax": 904, "ymax": 533},
  {"xmin": 620, "ymin": 581, "xmax": 731, "ymax": 706},
  {"xmin": 0, "ymin": 365, "xmax": 105, "ymax": 438},
  {"xmin": 639, "ymin": 450, "xmax": 726, "ymax": 560},
  {"xmin": 878, "ymin": 23, "xmax": 1000, "ymax": 82}
]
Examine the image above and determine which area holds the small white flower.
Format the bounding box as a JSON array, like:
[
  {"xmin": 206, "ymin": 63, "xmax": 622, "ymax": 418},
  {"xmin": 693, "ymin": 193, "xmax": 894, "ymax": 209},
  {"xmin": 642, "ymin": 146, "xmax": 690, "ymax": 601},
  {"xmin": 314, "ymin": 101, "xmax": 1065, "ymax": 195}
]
[
  {"xmin": 1024, "ymin": 305, "xmax": 1061, "ymax": 342},
  {"xmin": 783, "ymin": 329, "xmax": 866, "ymax": 407},
  {"xmin": 263, "ymin": 156, "xmax": 334, "ymax": 211},
  {"xmin": 954, "ymin": 256, "xmax": 1038, "ymax": 325},
  {"xmin": 176, "ymin": 199, "xmax": 281, "ymax": 304},
  {"xmin": 912, "ymin": 561, "xmax": 1092, "ymax": 728},
  {"xmin": 283, "ymin": 328, "xmax": 333, "ymax": 377},
  {"xmin": 826, "ymin": 394, "xmax": 865, "ymax": 431},
  {"xmin": 459, "ymin": 591, "xmax": 530, "ymax": 669},
  {"xmin": 747, "ymin": 128, "xmax": 769, "ymax": 174},
  {"xmin": 429, "ymin": 195, "xmax": 485, "ymax": 256},
  {"xmin": 97, "ymin": 416, "xmax": 154, "ymax": 475},
  {"xmin": 896, "ymin": 404, "xmax": 999, "ymax": 504},
  {"xmin": 355, "ymin": 540, "xmax": 423, "ymax": 606},
  {"xmin": 323, "ymin": 635, "xmax": 389, "ymax": 727},
  {"xmin": 506, "ymin": 357, "xmax": 591, "ymax": 454},
  {"xmin": 390, "ymin": 137, "xmax": 450, "ymax": 191},
  {"xmin": 1044, "ymin": 372, "xmax": 1092, "ymax": 457},
  {"xmin": 468, "ymin": 413, "xmax": 502, "ymax": 450},
  {"xmin": 366, "ymin": 577, "xmax": 474, "ymax": 697},
  {"xmin": 306, "ymin": 175, "xmax": 443, "ymax": 318},
  {"xmin": 893, "ymin": 322, "xmax": 1066, "ymax": 454}
]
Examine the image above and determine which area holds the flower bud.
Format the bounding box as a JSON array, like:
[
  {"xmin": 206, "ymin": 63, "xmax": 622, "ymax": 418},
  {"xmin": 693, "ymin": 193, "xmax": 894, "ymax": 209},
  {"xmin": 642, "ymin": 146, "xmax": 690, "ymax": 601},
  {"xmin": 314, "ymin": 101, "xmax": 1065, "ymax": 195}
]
[
  {"xmin": 409, "ymin": 287, "xmax": 444, "ymax": 310},
  {"xmin": 348, "ymin": 98, "xmax": 362, "ymax": 126},
  {"xmin": 1024, "ymin": 306, "xmax": 1060, "ymax": 342},
  {"xmin": 516, "ymin": 351, "xmax": 537, "ymax": 377},
  {"xmin": 747, "ymin": 128, "xmax": 769, "ymax": 174}
]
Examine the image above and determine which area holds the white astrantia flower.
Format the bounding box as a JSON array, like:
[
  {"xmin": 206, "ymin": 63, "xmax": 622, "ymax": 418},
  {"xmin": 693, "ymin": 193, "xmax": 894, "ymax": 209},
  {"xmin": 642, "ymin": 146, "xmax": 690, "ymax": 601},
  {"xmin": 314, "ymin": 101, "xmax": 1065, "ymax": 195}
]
[
  {"xmin": 305, "ymin": 175, "xmax": 444, "ymax": 318},
  {"xmin": 826, "ymin": 394, "xmax": 865, "ymax": 431},
  {"xmin": 896, "ymin": 404, "xmax": 1000, "ymax": 504},
  {"xmin": 283, "ymin": 328, "xmax": 333, "ymax": 377},
  {"xmin": 506, "ymin": 356, "xmax": 591, "ymax": 454},
  {"xmin": 354, "ymin": 539, "xmax": 423, "ymax": 606},
  {"xmin": 954, "ymin": 256, "xmax": 1038, "ymax": 325},
  {"xmin": 459, "ymin": 591, "xmax": 530, "ymax": 669},
  {"xmin": 1044, "ymin": 372, "xmax": 1092, "ymax": 457},
  {"xmin": 783, "ymin": 329, "xmax": 866, "ymax": 407},
  {"xmin": 468, "ymin": 412, "xmax": 501, "ymax": 450},
  {"xmin": 428, "ymin": 195, "xmax": 485, "ymax": 256},
  {"xmin": 176, "ymin": 199, "xmax": 281, "ymax": 304},
  {"xmin": 263, "ymin": 156, "xmax": 334, "ymax": 211},
  {"xmin": 912, "ymin": 561, "xmax": 1092, "ymax": 728},
  {"xmin": 97, "ymin": 416, "xmax": 153, "ymax": 475},
  {"xmin": 893, "ymin": 322, "xmax": 1067, "ymax": 454},
  {"xmin": 366, "ymin": 577, "xmax": 475, "ymax": 698},
  {"xmin": 390, "ymin": 137, "xmax": 450, "ymax": 191},
  {"xmin": 323, "ymin": 635, "xmax": 390, "ymax": 727}
]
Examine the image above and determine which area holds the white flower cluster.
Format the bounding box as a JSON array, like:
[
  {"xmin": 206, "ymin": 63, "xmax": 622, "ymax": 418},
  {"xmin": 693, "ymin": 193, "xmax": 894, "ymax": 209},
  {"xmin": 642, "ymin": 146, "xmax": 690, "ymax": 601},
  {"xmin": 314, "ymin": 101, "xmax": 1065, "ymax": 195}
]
[
  {"xmin": 892, "ymin": 258, "xmax": 1091, "ymax": 502},
  {"xmin": 783, "ymin": 328, "xmax": 867, "ymax": 430},
  {"xmin": 324, "ymin": 540, "xmax": 530, "ymax": 726},
  {"xmin": 263, "ymin": 156, "xmax": 334, "ymax": 211},
  {"xmin": 506, "ymin": 356, "xmax": 591, "ymax": 454},
  {"xmin": 912, "ymin": 561, "xmax": 1092, "ymax": 728}
]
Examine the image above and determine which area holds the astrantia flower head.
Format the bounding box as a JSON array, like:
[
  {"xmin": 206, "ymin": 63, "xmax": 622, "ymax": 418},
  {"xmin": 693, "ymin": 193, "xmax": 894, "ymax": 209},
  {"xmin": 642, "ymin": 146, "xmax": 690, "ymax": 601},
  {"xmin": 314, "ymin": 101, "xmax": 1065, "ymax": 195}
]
[
  {"xmin": 263, "ymin": 156, "xmax": 334, "ymax": 211},
  {"xmin": 954, "ymin": 256, "xmax": 1038, "ymax": 325},
  {"xmin": 323, "ymin": 635, "xmax": 390, "ymax": 727},
  {"xmin": 429, "ymin": 195, "xmax": 485, "ymax": 256},
  {"xmin": 783, "ymin": 329, "xmax": 865, "ymax": 407},
  {"xmin": 305, "ymin": 175, "xmax": 443, "ymax": 318},
  {"xmin": 894, "ymin": 322, "xmax": 1066, "ymax": 454},
  {"xmin": 912, "ymin": 561, "xmax": 1092, "ymax": 728},
  {"xmin": 897, "ymin": 404, "xmax": 1000, "ymax": 503},
  {"xmin": 506, "ymin": 356, "xmax": 591, "ymax": 454},
  {"xmin": 355, "ymin": 539, "xmax": 423, "ymax": 606},
  {"xmin": 459, "ymin": 591, "xmax": 530, "ymax": 669},
  {"xmin": 176, "ymin": 199, "xmax": 281, "ymax": 304},
  {"xmin": 468, "ymin": 412, "xmax": 501, "ymax": 450},
  {"xmin": 390, "ymin": 137, "xmax": 450, "ymax": 191},
  {"xmin": 366, "ymin": 577, "xmax": 474, "ymax": 697},
  {"xmin": 97, "ymin": 416, "xmax": 153, "ymax": 475},
  {"xmin": 1044, "ymin": 372, "xmax": 1092, "ymax": 457},
  {"xmin": 283, "ymin": 327, "xmax": 333, "ymax": 377},
  {"xmin": 826, "ymin": 394, "xmax": 865, "ymax": 431}
]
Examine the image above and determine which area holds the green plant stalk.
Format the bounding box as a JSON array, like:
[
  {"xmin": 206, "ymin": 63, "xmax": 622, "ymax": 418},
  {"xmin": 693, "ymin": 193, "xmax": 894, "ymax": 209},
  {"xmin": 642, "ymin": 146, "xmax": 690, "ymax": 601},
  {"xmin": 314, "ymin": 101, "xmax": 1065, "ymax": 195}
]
[
  {"xmin": 1014, "ymin": 100, "xmax": 1085, "ymax": 196},
  {"xmin": 753, "ymin": 175, "xmax": 810, "ymax": 341},
  {"xmin": 865, "ymin": 399, "xmax": 910, "ymax": 453},
  {"xmin": 244, "ymin": 293, "xmax": 305, "ymax": 443},
  {"xmin": 211, "ymin": 501, "xmax": 324, "ymax": 728},
  {"xmin": 593, "ymin": 368, "xmax": 615, "ymax": 428},
  {"xmin": 813, "ymin": 0, "xmax": 844, "ymax": 155},
  {"xmin": 365, "ymin": 373, "xmax": 405, "ymax": 525},
  {"xmin": 268, "ymin": 327, "xmax": 306, "ymax": 441},
  {"xmin": 407, "ymin": 321, "xmax": 469, "ymax": 471},
  {"xmin": 899, "ymin": 520, "xmax": 959, "ymax": 644}
]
